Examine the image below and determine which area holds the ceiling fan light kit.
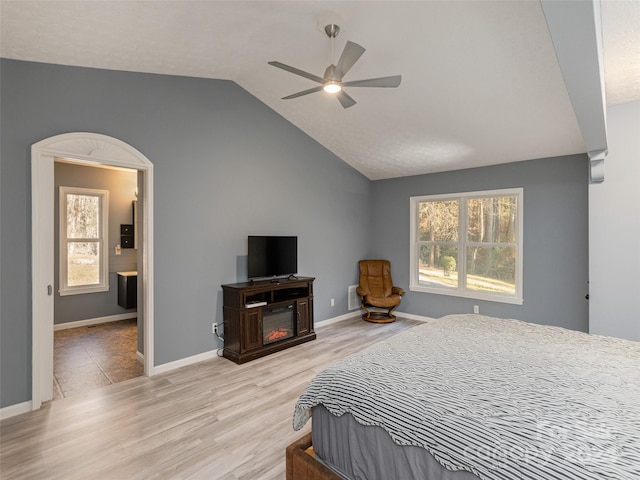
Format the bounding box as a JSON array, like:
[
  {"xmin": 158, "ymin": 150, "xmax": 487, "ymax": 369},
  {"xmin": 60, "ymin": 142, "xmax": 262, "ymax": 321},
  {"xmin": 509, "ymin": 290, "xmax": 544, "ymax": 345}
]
[
  {"xmin": 323, "ymin": 82, "xmax": 341, "ymax": 93},
  {"xmin": 268, "ymin": 24, "xmax": 401, "ymax": 108}
]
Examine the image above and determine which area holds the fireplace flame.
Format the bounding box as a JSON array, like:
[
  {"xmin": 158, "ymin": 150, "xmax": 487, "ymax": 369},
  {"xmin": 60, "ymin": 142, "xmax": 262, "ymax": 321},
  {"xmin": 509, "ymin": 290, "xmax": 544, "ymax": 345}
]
[{"xmin": 265, "ymin": 328, "xmax": 290, "ymax": 342}]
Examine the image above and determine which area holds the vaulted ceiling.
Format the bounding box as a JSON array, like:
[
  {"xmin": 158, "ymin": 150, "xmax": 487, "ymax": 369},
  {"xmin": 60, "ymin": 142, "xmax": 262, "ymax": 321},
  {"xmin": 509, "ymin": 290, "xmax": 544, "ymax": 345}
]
[{"xmin": 1, "ymin": 1, "xmax": 638, "ymax": 179}]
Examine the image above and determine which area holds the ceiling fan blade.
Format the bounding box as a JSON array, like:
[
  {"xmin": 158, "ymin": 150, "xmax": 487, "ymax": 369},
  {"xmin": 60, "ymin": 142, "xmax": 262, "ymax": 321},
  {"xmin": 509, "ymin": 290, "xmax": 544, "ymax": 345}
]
[
  {"xmin": 282, "ymin": 86, "xmax": 324, "ymax": 99},
  {"xmin": 334, "ymin": 41, "xmax": 366, "ymax": 81},
  {"xmin": 336, "ymin": 90, "xmax": 357, "ymax": 109},
  {"xmin": 341, "ymin": 75, "xmax": 402, "ymax": 88},
  {"xmin": 268, "ymin": 61, "xmax": 325, "ymax": 84}
]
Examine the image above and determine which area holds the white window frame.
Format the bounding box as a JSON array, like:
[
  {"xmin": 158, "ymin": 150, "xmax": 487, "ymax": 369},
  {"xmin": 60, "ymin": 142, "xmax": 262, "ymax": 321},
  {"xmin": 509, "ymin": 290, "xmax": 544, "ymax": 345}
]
[
  {"xmin": 410, "ymin": 188, "xmax": 523, "ymax": 305},
  {"xmin": 59, "ymin": 186, "xmax": 109, "ymax": 296}
]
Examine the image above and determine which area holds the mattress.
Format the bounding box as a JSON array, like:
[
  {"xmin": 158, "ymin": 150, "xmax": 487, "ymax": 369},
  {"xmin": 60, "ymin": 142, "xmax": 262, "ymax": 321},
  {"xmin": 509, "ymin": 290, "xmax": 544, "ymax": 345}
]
[
  {"xmin": 294, "ymin": 314, "xmax": 640, "ymax": 480},
  {"xmin": 312, "ymin": 404, "xmax": 480, "ymax": 480}
]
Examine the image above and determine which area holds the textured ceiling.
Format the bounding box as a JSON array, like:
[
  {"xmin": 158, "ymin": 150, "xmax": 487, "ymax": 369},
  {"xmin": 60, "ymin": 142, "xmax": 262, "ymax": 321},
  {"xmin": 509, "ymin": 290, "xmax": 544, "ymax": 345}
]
[{"xmin": 1, "ymin": 1, "xmax": 638, "ymax": 180}]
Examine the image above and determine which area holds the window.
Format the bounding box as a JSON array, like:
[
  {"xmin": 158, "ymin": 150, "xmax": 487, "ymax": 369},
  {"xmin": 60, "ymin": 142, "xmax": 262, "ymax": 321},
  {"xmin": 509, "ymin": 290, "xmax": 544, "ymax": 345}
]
[
  {"xmin": 59, "ymin": 186, "xmax": 109, "ymax": 295},
  {"xmin": 410, "ymin": 188, "xmax": 523, "ymax": 304}
]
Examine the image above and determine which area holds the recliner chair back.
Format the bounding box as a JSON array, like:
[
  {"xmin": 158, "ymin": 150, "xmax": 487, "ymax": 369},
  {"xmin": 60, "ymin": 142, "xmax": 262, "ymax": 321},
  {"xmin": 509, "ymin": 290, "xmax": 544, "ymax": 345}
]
[{"xmin": 359, "ymin": 260, "xmax": 393, "ymax": 298}]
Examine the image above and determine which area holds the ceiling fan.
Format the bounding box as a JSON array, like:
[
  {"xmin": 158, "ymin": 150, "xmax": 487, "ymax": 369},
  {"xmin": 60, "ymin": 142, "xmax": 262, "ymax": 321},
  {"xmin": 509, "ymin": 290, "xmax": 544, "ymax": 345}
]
[{"xmin": 268, "ymin": 24, "xmax": 402, "ymax": 109}]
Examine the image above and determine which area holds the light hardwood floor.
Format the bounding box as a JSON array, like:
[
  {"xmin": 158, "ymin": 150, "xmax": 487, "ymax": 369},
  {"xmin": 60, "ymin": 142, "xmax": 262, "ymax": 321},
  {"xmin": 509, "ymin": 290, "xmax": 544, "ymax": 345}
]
[{"xmin": 0, "ymin": 315, "xmax": 424, "ymax": 480}]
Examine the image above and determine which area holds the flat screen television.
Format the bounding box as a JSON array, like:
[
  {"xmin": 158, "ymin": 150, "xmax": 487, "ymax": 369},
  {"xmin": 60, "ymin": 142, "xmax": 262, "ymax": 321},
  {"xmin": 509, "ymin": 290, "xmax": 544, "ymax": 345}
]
[{"xmin": 247, "ymin": 236, "xmax": 298, "ymax": 279}]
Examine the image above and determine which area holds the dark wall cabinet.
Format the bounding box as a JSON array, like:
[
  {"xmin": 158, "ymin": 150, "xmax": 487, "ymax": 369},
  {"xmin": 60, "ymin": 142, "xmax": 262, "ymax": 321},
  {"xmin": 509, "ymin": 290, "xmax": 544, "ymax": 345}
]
[
  {"xmin": 221, "ymin": 277, "xmax": 315, "ymax": 364},
  {"xmin": 120, "ymin": 224, "xmax": 134, "ymax": 249}
]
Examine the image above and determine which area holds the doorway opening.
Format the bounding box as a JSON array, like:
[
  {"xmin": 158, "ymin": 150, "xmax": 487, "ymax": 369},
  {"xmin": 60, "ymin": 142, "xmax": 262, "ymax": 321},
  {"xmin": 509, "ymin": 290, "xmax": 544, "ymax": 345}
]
[
  {"xmin": 53, "ymin": 160, "xmax": 143, "ymax": 399},
  {"xmin": 31, "ymin": 133, "xmax": 155, "ymax": 410},
  {"xmin": 53, "ymin": 319, "xmax": 143, "ymax": 399}
]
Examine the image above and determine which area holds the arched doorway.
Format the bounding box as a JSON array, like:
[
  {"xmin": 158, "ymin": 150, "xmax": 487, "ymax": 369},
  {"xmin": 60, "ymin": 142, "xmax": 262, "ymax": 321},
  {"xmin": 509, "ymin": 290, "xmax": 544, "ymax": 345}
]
[{"xmin": 31, "ymin": 132, "xmax": 154, "ymax": 410}]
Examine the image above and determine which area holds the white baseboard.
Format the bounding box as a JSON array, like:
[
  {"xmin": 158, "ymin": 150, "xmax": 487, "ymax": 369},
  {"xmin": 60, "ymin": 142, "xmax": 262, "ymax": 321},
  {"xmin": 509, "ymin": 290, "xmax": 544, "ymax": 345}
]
[
  {"xmin": 394, "ymin": 311, "xmax": 437, "ymax": 323},
  {"xmin": 0, "ymin": 400, "xmax": 33, "ymax": 420},
  {"xmin": 153, "ymin": 349, "xmax": 221, "ymax": 376},
  {"xmin": 317, "ymin": 310, "xmax": 435, "ymax": 327},
  {"xmin": 136, "ymin": 351, "xmax": 144, "ymax": 363},
  {"xmin": 149, "ymin": 312, "xmax": 433, "ymax": 377},
  {"xmin": 316, "ymin": 311, "xmax": 362, "ymax": 327},
  {"xmin": 54, "ymin": 312, "xmax": 138, "ymax": 331},
  {"xmin": 153, "ymin": 311, "xmax": 372, "ymax": 374}
]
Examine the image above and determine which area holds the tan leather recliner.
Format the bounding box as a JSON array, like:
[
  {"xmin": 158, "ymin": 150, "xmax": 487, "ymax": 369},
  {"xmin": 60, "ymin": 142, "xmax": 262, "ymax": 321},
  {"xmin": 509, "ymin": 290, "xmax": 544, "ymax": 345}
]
[{"xmin": 356, "ymin": 260, "xmax": 405, "ymax": 323}]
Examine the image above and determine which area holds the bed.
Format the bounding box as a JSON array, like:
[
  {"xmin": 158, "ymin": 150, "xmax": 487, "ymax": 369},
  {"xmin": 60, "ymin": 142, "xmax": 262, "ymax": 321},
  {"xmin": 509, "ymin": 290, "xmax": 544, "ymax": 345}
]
[{"xmin": 288, "ymin": 314, "xmax": 640, "ymax": 480}]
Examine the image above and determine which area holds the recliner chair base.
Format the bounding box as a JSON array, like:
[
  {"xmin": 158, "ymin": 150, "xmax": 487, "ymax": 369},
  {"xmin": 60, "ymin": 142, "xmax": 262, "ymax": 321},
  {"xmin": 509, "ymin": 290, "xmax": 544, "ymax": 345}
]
[
  {"xmin": 362, "ymin": 312, "xmax": 396, "ymax": 323},
  {"xmin": 361, "ymin": 303, "xmax": 398, "ymax": 323}
]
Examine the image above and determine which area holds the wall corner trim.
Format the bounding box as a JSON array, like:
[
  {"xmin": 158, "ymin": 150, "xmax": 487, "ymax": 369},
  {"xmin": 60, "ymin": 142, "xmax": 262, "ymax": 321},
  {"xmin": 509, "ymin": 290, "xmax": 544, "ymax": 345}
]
[{"xmin": 589, "ymin": 149, "xmax": 607, "ymax": 183}]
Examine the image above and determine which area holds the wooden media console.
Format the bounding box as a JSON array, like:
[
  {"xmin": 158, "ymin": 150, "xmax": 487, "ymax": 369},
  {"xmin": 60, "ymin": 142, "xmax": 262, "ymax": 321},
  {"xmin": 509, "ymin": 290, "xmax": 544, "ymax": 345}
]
[{"xmin": 221, "ymin": 277, "xmax": 316, "ymax": 364}]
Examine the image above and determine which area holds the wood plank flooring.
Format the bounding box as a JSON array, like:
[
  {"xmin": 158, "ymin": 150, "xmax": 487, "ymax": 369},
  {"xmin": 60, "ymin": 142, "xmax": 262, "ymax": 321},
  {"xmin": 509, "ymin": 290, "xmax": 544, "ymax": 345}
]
[{"xmin": 0, "ymin": 316, "xmax": 424, "ymax": 480}]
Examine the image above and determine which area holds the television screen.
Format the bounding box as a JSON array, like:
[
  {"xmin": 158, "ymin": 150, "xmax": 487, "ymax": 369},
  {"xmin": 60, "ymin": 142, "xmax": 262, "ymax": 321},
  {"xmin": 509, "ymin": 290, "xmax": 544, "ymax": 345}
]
[{"xmin": 247, "ymin": 236, "xmax": 297, "ymax": 279}]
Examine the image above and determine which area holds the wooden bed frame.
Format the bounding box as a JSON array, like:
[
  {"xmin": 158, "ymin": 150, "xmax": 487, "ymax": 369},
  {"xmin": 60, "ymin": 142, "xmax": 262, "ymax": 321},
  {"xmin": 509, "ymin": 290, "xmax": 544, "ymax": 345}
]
[{"xmin": 285, "ymin": 433, "xmax": 342, "ymax": 480}]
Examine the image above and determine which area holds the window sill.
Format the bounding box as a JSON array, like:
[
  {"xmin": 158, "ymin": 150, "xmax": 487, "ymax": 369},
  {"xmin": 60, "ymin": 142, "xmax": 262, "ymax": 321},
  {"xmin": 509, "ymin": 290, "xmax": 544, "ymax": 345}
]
[
  {"xmin": 409, "ymin": 285, "xmax": 523, "ymax": 305},
  {"xmin": 59, "ymin": 285, "xmax": 109, "ymax": 296}
]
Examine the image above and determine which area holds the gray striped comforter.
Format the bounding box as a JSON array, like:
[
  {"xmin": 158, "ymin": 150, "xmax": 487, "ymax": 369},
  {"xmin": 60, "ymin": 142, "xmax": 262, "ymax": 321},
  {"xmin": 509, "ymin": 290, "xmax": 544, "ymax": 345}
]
[{"xmin": 293, "ymin": 314, "xmax": 640, "ymax": 479}]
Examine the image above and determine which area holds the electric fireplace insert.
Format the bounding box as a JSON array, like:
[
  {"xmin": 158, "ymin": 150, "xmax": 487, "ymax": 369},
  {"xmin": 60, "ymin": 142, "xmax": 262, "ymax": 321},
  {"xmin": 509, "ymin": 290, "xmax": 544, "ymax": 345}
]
[{"xmin": 263, "ymin": 303, "xmax": 295, "ymax": 344}]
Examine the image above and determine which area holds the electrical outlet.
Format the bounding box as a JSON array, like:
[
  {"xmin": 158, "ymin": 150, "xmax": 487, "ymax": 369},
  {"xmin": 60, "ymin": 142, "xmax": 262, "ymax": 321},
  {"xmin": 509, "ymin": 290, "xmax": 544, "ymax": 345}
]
[
  {"xmin": 213, "ymin": 323, "xmax": 217, "ymax": 334},
  {"xmin": 330, "ymin": 298, "xmax": 335, "ymax": 307},
  {"xmin": 473, "ymin": 305, "xmax": 479, "ymax": 314}
]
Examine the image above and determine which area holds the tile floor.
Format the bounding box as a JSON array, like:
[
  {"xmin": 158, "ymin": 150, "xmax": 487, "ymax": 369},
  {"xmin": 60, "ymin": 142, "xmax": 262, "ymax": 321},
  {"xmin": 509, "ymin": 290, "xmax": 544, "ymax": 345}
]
[{"xmin": 53, "ymin": 318, "xmax": 144, "ymax": 400}]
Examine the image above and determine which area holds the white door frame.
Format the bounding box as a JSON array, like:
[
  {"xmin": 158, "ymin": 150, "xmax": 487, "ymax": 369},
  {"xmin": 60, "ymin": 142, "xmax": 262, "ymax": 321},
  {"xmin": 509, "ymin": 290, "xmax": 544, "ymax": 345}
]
[{"xmin": 31, "ymin": 132, "xmax": 155, "ymax": 410}]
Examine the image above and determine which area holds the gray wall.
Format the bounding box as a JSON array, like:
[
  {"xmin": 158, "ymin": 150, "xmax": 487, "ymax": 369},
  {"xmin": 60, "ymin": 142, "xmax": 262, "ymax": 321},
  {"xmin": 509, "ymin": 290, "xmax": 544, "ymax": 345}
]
[
  {"xmin": 370, "ymin": 155, "xmax": 590, "ymax": 332},
  {"xmin": 0, "ymin": 59, "xmax": 371, "ymax": 408},
  {"xmin": 589, "ymin": 101, "xmax": 640, "ymax": 341},
  {"xmin": 0, "ymin": 58, "xmax": 590, "ymax": 410},
  {"xmin": 54, "ymin": 162, "xmax": 138, "ymax": 324}
]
